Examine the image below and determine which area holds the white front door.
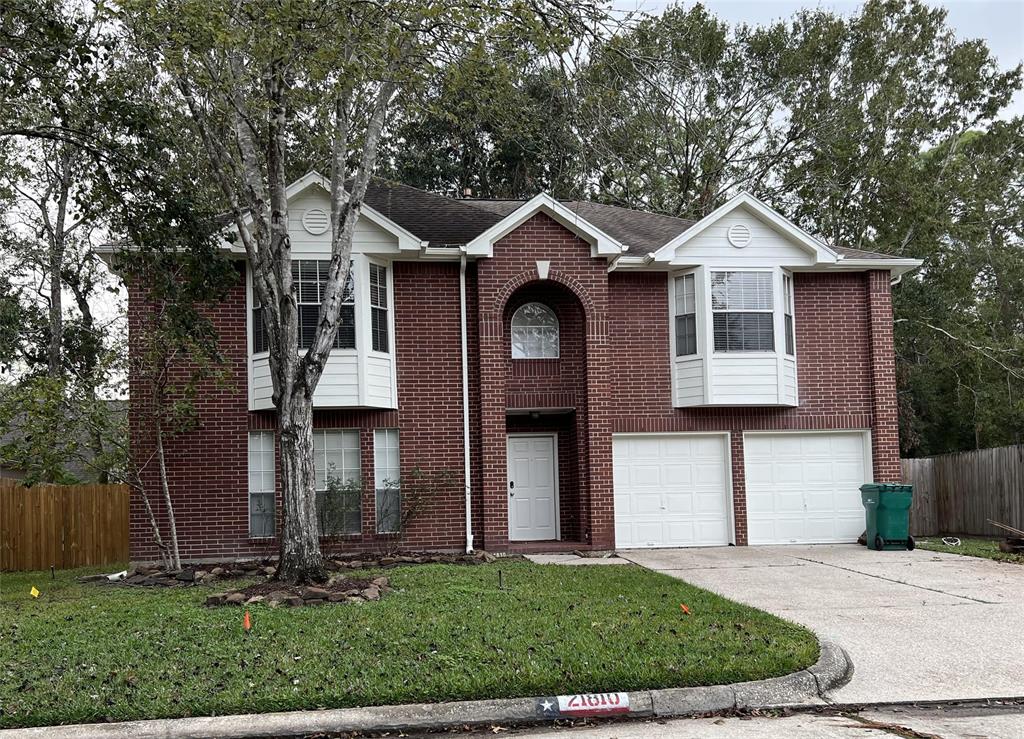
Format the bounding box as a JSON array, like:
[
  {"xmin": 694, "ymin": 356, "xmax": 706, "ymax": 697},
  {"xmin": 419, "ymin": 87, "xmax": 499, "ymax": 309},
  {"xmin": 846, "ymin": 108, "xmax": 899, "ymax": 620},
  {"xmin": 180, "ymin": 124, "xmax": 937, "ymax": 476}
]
[
  {"xmin": 507, "ymin": 435, "xmax": 558, "ymax": 541},
  {"xmin": 613, "ymin": 434, "xmax": 731, "ymax": 548},
  {"xmin": 745, "ymin": 431, "xmax": 871, "ymax": 545}
]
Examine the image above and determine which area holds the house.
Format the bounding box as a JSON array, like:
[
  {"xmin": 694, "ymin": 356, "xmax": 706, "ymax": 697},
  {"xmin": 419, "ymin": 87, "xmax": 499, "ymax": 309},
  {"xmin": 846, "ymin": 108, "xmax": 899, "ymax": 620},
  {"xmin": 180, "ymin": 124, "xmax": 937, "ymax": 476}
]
[{"xmin": 112, "ymin": 172, "xmax": 921, "ymax": 561}]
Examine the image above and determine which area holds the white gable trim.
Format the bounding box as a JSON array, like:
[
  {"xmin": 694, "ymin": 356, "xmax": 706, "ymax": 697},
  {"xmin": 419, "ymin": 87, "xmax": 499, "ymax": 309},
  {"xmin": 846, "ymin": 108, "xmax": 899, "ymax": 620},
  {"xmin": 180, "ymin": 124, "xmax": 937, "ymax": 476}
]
[
  {"xmin": 247, "ymin": 171, "xmax": 427, "ymax": 251},
  {"xmin": 652, "ymin": 192, "xmax": 840, "ymax": 265},
  {"xmin": 465, "ymin": 192, "xmax": 625, "ymax": 258}
]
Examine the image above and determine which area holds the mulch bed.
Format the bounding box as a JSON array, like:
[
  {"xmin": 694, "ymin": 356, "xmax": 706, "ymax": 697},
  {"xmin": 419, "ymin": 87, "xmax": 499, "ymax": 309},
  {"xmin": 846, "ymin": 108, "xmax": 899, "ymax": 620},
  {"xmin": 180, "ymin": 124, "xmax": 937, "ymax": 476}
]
[
  {"xmin": 205, "ymin": 575, "xmax": 391, "ymax": 608},
  {"xmin": 78, "ymin": 550, "xmax": 515, "ymax": 592}
]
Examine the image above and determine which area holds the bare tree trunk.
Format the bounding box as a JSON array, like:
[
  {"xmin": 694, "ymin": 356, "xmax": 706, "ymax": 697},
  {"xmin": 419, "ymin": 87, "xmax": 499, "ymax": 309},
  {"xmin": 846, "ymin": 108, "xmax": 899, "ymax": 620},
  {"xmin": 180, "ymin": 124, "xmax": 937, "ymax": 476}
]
[
  {"xmin": 276, "ymin": 388, "xmax": 325, "ymax": 583},
  {"xmin": 137, "ymin": 479, "xmax": 172, "ymax": 570},
  {"xmin": 47, "ymin": 240, "xmax": 63, "ymax": 376},
  {"xmin": 155, "ymin": 423, "xmax": 181, "ymax": 571}
]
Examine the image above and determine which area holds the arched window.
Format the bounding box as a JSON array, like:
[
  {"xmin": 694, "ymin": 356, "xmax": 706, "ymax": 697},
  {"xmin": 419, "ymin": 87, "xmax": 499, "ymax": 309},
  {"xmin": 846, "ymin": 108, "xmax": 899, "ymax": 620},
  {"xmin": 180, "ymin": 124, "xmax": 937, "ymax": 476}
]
[{"xmin": 511, "ymin": 302, "xmax": 559, "ymax": 359}]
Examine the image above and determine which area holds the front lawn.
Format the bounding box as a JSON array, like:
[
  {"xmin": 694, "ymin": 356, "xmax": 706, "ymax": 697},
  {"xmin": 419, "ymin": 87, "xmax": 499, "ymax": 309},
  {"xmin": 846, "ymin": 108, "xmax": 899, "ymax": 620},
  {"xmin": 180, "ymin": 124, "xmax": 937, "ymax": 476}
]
[
  {"xmin": 0, "ymin": 560, "xmax": 817, "ymax": 728},
  {"xmin": 917, "ymin": 536, "xmax": 1024, "ymax": 564}
]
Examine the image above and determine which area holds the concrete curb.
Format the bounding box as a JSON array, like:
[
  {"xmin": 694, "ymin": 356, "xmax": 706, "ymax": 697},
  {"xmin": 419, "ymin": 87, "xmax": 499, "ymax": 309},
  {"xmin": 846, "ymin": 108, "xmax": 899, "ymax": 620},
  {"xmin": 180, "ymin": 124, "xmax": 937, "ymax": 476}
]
[{"xmin": 0, "ymin": 641, "xmax": 852, "ymax": 739}]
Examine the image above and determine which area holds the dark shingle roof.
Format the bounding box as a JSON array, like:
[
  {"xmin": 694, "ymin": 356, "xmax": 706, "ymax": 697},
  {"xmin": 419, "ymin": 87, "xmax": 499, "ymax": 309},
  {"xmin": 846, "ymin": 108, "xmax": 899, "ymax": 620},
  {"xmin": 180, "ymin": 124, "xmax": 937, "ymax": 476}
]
[
  {"xmin": 362, "ymin": 181, "xmax": 503, "ymax": 247},
  {"xmin": 462, "ymin": 199, "xmax": 696, "ymax": 256},
  {"xmin": 360, "ymin": 179, "xmax": 902, "ymax": 261}
]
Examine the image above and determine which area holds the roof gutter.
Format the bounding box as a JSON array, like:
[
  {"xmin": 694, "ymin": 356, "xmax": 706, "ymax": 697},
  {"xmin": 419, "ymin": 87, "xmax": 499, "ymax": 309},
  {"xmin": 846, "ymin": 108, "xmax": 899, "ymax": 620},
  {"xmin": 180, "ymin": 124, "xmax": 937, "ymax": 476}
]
[{"xmin": 458, "ymin": 247, "xmax": 474, "ymax": 553}]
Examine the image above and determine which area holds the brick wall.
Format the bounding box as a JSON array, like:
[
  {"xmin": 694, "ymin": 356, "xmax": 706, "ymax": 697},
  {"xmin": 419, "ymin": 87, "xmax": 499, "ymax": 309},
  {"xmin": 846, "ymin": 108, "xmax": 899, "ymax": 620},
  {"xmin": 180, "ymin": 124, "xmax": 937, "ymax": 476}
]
[
  {"xmin": 128, "ymin": 264, "xmax": 252, "ymax": 561},
  {"xmin": 129, "ymin": 215, "xmax": 903, "ymax": 560},
  {"xmin": 606, "ymin": 269, "xmax": 902, "ymax": 544}
]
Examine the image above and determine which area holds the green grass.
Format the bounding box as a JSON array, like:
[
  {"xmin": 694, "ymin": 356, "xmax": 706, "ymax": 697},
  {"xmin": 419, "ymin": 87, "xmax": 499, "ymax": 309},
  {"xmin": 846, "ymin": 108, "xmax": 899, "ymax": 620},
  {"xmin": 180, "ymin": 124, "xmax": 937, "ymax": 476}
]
[
  {"xmin": 917, "ymin": 536, "xmax": 1024, "ymax": 564},
  {"xmin": 0, "ymin": 561, "xmax": 817, "ymax": 728}
]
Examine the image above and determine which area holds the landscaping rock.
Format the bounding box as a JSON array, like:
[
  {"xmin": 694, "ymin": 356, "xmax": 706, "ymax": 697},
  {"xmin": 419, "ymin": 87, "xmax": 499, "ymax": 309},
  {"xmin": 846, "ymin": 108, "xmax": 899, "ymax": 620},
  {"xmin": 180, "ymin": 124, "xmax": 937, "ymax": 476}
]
[
  {"xmin": 283, "ymin": 596, "xmax": 304, "ymax": 607},
  {"xmin": 263, "ymin": 566, "xmax": 277, "ymax": 577},
  {"xmin": 211, "ymin": 567, "xmax": 225, "ymax": 577},
  {"xmin": 362, "ymin": 585, "xmax": 381, "ymax": 601},
  {"xmin": 266, "ymin": 590, "xmax": 291, "ymax": 604},
  {"xmin": 245, "ymin": 595, "xmax": 265, "ymax": 605},
  {"xmin": 300, "ymin": 586, "xmax": 330, "ymax": 601},
  {"xmin": 327, "ymin": 592, "xmax": 348, "ymax": 602},
  {"xmin": 175, "ymin": 569, "xmax": 196, "ymax": 583},
  {"xmin": 205, "ymin": 593, "xmax": 227, "ymax": 606},
  {"xmin": 224, "ymin": 592, "xmax": 246, "ymax": 605}
]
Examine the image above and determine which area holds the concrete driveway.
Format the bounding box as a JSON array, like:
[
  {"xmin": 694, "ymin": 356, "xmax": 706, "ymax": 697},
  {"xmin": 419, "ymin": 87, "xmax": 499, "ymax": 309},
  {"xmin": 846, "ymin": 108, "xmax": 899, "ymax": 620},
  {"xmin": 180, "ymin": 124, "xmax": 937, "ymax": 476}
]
[{"xmin": 620, "ymin": 545, "xmax": 1024, "ymax": 704}]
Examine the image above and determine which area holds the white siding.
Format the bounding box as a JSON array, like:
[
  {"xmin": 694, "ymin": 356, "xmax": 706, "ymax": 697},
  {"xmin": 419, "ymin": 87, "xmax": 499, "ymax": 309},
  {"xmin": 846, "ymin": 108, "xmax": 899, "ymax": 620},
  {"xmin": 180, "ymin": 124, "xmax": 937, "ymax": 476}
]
[
  {"xmin": 365, "ymin": 354, "xmax": 396, "ymax": 408},
  {"xmin": 782, "ymin": 355, "xmax": 798, "ymax": 406},
  {"xmin": 673, "ymin": 211, "xmax": 816, "ymax": 268},
  {"xmin": 251, "ymin": 355, "xmax": 274, "ymax": 409},
  {"xmin": 312, "ymin": 352, "xmax": 361, "ymax": 407},
  {"xmin": 251, "ymin": 351, "xmax": 396, "ymax": 410},
  {"xmin": 673, "ymin": 357, "xmax": 705, "ymax": 406},
  {"xmin": 710, "ymin": 355, "xmax": 779, "ymax": 405},
  {"xmin": 288, "ymin": 190, "xmax": 398, "ymax": 257}
]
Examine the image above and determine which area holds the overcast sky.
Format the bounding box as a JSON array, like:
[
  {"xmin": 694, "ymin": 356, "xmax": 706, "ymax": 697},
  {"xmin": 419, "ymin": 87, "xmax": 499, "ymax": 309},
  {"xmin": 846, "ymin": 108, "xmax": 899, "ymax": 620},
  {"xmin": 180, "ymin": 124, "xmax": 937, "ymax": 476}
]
[{"xmin": 611, "ymin": 0, "xmax": 1024, "ymax": 118}]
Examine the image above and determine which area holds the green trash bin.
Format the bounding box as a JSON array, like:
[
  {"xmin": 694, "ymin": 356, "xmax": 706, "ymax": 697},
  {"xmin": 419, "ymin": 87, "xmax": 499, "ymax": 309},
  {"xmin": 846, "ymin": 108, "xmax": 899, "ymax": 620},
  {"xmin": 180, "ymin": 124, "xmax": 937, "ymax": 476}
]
[{"xmin": 860, "ymin": 483, "xmax": 915, "ymax": 551}]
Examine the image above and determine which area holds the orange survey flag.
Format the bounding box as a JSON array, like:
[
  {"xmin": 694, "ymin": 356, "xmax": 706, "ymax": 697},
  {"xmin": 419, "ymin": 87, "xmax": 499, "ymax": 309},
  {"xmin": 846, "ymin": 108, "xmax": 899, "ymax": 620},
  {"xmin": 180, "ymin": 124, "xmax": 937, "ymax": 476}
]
[
  {"xmin": 243, "ymin": 610, "xmax": 252, "ymax": 633},
  {"xmin": 679, "ymin": 603, "xmax": 691, "ymax": 615}
]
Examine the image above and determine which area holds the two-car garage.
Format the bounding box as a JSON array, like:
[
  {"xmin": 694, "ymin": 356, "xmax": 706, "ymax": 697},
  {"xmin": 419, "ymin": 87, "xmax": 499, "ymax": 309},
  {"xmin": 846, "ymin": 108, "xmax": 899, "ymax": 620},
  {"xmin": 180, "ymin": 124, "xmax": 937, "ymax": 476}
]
[{"xmin": 612, "ymin": 431, "xmax": 872, "ymax": 549}]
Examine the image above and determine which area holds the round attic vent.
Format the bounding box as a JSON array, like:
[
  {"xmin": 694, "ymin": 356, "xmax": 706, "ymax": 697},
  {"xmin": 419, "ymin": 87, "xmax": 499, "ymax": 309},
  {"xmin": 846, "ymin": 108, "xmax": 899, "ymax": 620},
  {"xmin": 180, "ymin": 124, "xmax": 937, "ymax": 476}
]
[
  {"xmin": 302, "ymin": 208, "xmax": 330, "ymax": 236},
  {"xmin": 727, "ymin": 223, "xmax": 752, "ymax": 248}
]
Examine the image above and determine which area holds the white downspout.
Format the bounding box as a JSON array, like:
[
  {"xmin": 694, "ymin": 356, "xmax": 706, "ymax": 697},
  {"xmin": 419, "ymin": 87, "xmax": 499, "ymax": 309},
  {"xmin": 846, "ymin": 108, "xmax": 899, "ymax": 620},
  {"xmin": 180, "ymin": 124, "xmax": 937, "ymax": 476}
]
[{"xmin": 459, "ymin": 248, "xmax": 474, "ymax": 552}]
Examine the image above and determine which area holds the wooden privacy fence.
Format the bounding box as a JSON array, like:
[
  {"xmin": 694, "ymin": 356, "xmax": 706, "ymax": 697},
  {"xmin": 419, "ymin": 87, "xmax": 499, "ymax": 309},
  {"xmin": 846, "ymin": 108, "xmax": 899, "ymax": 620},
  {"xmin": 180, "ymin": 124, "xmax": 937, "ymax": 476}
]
[
  {"xmin": 0, "ymin": 480, "xmax": 129, "ymax": 571},
  {"xmin": 902, "ymin": 445, "xmax": 1024, "ymax": 536}
]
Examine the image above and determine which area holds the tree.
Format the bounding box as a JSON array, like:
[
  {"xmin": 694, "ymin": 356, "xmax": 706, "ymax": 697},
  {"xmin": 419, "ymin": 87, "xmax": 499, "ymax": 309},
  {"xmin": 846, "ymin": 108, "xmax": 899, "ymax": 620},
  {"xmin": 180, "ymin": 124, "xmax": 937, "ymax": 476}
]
[
  {"xmin": 117, "ymin": 248, "xmax": 234, "ymax": 571},
  {"xmin": 120, "ymin": 0, "xmax": 600, "ymax": 583}
]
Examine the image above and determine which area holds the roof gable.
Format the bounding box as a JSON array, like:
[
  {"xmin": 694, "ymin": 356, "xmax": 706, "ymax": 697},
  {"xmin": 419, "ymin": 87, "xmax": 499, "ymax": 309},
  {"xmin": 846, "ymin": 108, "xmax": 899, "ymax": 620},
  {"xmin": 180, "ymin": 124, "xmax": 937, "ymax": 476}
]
[
  {"xmin": 651, "ymin": 192, "xmax": 839, "ymax": 265},
  {"xmin": 464, "ymin": 193, "xmax": 625, "ymax": 258}
]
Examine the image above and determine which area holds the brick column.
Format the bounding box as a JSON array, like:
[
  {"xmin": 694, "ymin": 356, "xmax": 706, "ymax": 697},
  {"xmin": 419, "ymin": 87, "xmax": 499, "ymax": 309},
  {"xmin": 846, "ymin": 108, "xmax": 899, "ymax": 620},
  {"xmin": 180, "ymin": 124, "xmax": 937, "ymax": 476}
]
[
  {"xmin": 866, "ymin": 270, "xmax": 902, "ymax": 482},
  {"xmin": 584, "ymin": 312, "xmax": 614, "ymax": 549},
  {"xmin": 477, "ymin": 309, "xmax": 509, "ymax": 552},
  {"xmin": 729, "ymin": 431, "xmax": 748, "ymax": 545}
]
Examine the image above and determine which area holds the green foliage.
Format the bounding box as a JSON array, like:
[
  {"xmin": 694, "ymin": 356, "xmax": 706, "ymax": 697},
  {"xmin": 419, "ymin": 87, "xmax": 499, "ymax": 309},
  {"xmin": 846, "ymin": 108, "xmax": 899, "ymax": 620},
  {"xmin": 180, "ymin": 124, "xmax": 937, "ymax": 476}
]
[
  {"xmin": 0, "ymin": 561, "xmax": 818, "ymax": 728},
  {"xmin": 385, "ymin": 0, "xmax": 1024, "ymax": 455},
  {"xmin": 917, "ymin": 536, "xmax": 1024, "ymax": 565}
]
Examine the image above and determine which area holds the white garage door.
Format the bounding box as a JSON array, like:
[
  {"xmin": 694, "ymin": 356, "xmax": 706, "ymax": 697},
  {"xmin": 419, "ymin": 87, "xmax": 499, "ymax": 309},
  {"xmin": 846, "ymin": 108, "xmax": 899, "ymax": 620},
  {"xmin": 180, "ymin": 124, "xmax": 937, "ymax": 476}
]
[
  {"xmin": 745, "ymin": 432, "xmax": 871, "ymax": 545},
  {"xmin": 613, "ymin": 434, "xmax": 731, "ymax": 548}
]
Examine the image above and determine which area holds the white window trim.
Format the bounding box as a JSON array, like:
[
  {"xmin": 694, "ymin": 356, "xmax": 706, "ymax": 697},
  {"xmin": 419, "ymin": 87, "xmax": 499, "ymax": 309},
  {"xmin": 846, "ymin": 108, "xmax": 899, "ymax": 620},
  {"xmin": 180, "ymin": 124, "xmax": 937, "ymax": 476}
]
[
  {"xmin": 510, "ymin": 302, "xmax": 561, "ymax": 360},
  {"xmin": 709, "ymin": 268, "xmax": 777, "ymax": 355},
  {"xmin": 669, "ymin": 270, "xmax": 702, "ymax": 360},
  {"xmin": 248, "ymin": 431, "xmax": 276, "ymax": 539},
  {"xmin": 669, "ymin": 266, "xmax": 800, "ymax": 408},
  {"xmin": 313, "ymin": 429, "xmax": 361, "ymax": 491},
  {"xmin": 373, "ymin": 428, "xmax": 401, "ymax": 534},
  {"xmin": 366, "ymin": 257, "xmax": 393, "ymax": 359}
]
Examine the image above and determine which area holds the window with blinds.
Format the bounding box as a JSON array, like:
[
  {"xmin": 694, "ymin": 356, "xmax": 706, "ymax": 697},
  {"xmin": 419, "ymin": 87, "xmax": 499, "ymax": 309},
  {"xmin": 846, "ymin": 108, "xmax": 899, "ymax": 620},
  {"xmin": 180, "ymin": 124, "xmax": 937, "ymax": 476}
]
[
  {"xmin": 784, "ymin": 274, "xmax": 795, "ymax": 355},
  {"xmin": 252, "ymin": 291, "xmax": 268, "ymax": 353},
  {"xmin": 674, "ymin": 273, "xmax": 697, "ymax": 356},
  {"xmin": 369, "ymin": 263, "xmax": 389, "ymax": 353},
  {"xmin": 710, "ymin": 271, "xmax": 775, "ymax": 352},
  {"xmin": 291, "ymin": 260, "xmax": 355, "ymax": 350}
]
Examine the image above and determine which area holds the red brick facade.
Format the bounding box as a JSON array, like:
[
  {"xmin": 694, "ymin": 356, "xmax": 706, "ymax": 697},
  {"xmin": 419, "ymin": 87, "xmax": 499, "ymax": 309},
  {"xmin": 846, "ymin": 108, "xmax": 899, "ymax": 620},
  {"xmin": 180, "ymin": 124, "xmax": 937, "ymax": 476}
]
[{"xmin": 128, "ymin": 213, "xmax": 902, "ymax": 560}]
